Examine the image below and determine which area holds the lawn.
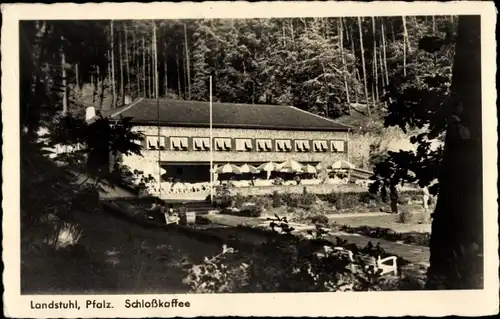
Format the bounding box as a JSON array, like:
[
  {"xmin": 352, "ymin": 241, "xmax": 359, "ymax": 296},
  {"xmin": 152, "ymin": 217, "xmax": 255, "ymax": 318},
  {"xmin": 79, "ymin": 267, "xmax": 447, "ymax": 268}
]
[
  {"xmin": 21, "ymin": 207, "xmax": 223, "ymax": 295},
  {"xmin": 328, "ymin": 210, "xmax": 432, "ymax": 234}
]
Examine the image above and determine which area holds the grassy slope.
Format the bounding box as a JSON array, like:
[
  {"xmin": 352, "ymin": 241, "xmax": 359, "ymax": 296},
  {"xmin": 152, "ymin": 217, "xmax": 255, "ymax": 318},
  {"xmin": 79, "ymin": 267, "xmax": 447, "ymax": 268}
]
[{"xmin": 21, "ymin": 207, "xmax": 223, "ymax": 295}]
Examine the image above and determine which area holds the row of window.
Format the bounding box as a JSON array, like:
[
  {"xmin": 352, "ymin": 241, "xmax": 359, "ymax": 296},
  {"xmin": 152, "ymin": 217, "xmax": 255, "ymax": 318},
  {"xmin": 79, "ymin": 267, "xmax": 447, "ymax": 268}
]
[{"xmin": 144, "ymin": 136, "xmax": 346, "ymax": 153}]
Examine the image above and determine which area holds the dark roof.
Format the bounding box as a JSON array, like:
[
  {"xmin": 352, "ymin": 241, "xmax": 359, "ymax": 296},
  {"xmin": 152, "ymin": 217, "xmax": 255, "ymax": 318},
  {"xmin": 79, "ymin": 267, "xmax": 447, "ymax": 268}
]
[{"xmin": 104, "ymin": 98, "xmax": 351, "ymax": 132}]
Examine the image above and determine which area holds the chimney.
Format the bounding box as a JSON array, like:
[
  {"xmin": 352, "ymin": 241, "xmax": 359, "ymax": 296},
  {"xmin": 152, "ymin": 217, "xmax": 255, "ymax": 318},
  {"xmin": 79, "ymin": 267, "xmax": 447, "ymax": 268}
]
[{"xmin": 85, "ymin": 106, "xmax": 96, "ymax": 124}]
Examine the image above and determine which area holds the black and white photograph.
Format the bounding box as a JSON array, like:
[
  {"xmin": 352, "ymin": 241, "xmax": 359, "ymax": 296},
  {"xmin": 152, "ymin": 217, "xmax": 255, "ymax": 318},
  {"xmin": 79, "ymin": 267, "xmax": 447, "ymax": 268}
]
[{"xmin": 2, "ymin": 1, "xmax": 498, "ymax": 317}]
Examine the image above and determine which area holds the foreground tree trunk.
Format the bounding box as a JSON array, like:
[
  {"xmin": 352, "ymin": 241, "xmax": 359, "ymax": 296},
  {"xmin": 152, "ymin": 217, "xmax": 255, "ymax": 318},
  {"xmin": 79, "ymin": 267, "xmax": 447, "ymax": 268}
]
[{"xmin": 426, "ymin": 15, "xmax": 483, "ymax": 290}]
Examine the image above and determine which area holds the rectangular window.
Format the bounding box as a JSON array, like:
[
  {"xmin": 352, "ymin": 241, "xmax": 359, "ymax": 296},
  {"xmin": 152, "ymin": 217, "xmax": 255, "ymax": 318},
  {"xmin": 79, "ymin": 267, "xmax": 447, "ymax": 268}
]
[
  {"xmin": 331, "ymin": 140, "xmax": 345, "ymax": 153},
  {"xmin": 302, "ymin": 140, "xmax": 311, "ymax": 151},
  {"xmin": 313, "ymin": 140, "xmax": 328, "ymax": 152},
  {"xmin": 235, "ymin": 138, "xmax": 252, "ymax": 152},
  {"xmin": 257, "ymin": 139, "xmax": 272, "ymax": 152},
  {"xmin": 214, "ymin": 138, "xmax": 231, "ymax": 151},
  {"xmin": 295, "ymin": 140, "xmax": 303, "ymax": 152},
  {"xmin": 170, "ymin": 137, "xmax": 189, "ymax": 151},
  {"xmin": 146, "ymin": 136, "xmax": 166, "ymax": 150},
  {"xmin": 276, "ymin": 139, "xmax": 292, "ymax": 152},
  {"xmin": 193, "ymin": 137, "xmax": 210, "ymax": 151},
  {"xmin": 295, "ymin": 140, "xmax": 310, "ymax": 152}
]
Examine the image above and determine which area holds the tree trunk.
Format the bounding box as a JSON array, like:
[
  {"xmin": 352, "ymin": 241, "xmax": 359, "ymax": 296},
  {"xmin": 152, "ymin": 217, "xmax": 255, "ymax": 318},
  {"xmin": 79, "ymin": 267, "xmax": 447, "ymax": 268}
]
[
  {"xmin": 125, "ymin": 25, "xmax": 131, "ymax": 97},
  {"xmin": 390, "ymin": 20, "xmax": 396, "ymax": 42},
  {"xmin": 402, "ymin": 16, "xmax": 409, "ymax": 76},
  {"xmin": 289, "ymin": 19, "xmax": 295, "ymax": 46},
  {"xmin": 379, "ymin": 48, "xmax": 385, "ymax": 95},
  {"xmin": 91, "ymin": 72, "xmax": 95, "ymax": 105},
  {"xmin": 142, "ymin": 36, "xmax": 146, "ymax": 97},
  {"xmin": 61, "ymin": 39, "xmax": 67, "ymax": 115},
  {"xmin": 426, "ymin": 15, "xmax": 483, "ymax": 290},
  {"xmin": 282, "ymin": 23, "xmax": 286, "ymax": 47},
  {"xmin": 134, "ymin": 29, "xmax": 140, "ymax": 98},
  {"xmin": 176, "ymin": 45, "xmax": 182, "ymax": 98},
  {"xmin": 184, "ymin": 23, "xmax": 191, "ymax": 100},
  {"xmin": 432, "ymin": 16, "xmax": 437, "ymax": 34},
  {"xmin": 349, "ymin": 24, "xmax": 358, "ymax": 104},
  {"xmin": 119, "ymin": 27, "xmax": 125, "ymax": 105},
  {"xmin": 164, "ymin": 42, "xmax": 168, "ymax": 97},
  {"xmin": 110, "ymin": 20, "xmax": 116, "ymax": 108},
  {"xmin": 338, "ymin": 18, "xmax": 351, "ymax": 111},
  {"xmin": 183, "ymin": 50, "xmax": 188, "ymax": 98},
  {"xmin": 390, "ymin": 186, "xmax": 399, "ymax": 214},
  {"xmin": 153, "ymin": 21, "xmax": 159, "ymax": 100},
  {"xmin": 75, "ymin": 63, "xmax": 79, "ymax": 90},
  {"xmin": 372, "ymin": 17, "xmax": 379, "ymax": 103},
  {"xmin": 99, "ymin": 64, "xmax": 105, "ymax": 109},
  {"xmin": 357, "ymin": 17, "xmax": 371, "ymax": 116},
  {"xmin": 148, "ymin": 45, "xmax": 152, "ymax": 98},
  {"xmin": 381, "ymin": 20, "xmax": 390, "ymax": 85}
]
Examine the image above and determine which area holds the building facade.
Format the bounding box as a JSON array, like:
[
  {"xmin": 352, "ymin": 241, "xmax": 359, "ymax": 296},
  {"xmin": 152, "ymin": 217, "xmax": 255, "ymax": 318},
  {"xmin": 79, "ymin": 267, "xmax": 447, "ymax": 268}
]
[{"xmin": 104, "ymin": 98, "xmax": 352, "ymax": 183}]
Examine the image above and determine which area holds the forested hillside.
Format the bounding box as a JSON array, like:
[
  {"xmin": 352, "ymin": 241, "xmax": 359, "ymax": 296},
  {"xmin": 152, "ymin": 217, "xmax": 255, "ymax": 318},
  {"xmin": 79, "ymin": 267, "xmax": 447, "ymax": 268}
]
[{"xmin": 21, "ymin": 16, "xmax": 456, "ymax": 169}]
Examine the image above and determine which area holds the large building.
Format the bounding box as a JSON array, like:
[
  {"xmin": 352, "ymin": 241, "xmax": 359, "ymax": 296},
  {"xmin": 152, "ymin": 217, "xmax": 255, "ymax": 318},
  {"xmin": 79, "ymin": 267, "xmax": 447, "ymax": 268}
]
[{"xmin": 104, "ymin": 98, "xmax": 352, "ymax": 184}]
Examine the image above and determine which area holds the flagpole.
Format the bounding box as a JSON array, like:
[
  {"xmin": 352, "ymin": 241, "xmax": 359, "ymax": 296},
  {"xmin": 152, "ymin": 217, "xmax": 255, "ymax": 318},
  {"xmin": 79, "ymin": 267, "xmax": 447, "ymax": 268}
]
[
  {"xmin": 209, "ymin": 76, "xmax": 213, "ymax": 203},
  {"xmin": 153, "ymin": 21, "xmax": 161, "ymax": 197}
]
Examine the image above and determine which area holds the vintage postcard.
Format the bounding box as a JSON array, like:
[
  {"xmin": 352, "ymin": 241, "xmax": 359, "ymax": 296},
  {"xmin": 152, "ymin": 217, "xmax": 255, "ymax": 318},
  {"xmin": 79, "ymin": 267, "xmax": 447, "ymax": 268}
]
[{"xmin": 2, "ymin": 1, "xmax": 498, "ymax": 317}]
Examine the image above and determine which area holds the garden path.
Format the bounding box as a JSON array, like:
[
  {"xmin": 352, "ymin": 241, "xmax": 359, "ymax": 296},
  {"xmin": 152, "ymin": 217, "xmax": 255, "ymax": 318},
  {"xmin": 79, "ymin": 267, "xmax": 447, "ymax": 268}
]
[{"xmin": 205, "ymin": 214, "xmax": 430, "ymax": 267}]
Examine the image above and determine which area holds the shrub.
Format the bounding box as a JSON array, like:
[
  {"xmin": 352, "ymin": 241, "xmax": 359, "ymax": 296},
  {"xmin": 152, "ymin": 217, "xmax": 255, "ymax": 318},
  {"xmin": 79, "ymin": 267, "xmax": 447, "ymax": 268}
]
[
  {"xmin": 183, "ymin": 237, "xmax": 416, "ymax": 293},
  {"xmin": 281, "ymin": 192, "xmax": 299, "ymax": 208},
  {"xmin": 213, "ymin": 185, "xmax": 234, "ymax": 208},
  {"xmin": 358, "ymin": 192, "xmax": 379, "ymax": 204},
  {"xmin": 273, "ymin": 177, "xmax": 284, "ymax": 185},
  {"xmin": 233, "ymin": 193, "xmax": 246, "ymax": 208},
  {"xmin": 299, "ymin": 187, "xmax": 317, "ymax": 209},
  {"xmin": 239, "ymin": 204, "xmax": 264, "ymax": 217},
  {"xmin": 272, "ymin": 191, "xmax": 282, "ymax": 208},
  {"xmin": 324, "ymin": 192, "xmax": 358, "ymax": 210},
  {"xmin": 398, "ymin": 208, "xmax": 412, "ymax": 224},
  {"xmin": 310, "ymin": 214, "xmax": 329, "ymax": 225},
  {"xmin": 248, "ymin": 195, "xmax": 273, "ymax": 210}
]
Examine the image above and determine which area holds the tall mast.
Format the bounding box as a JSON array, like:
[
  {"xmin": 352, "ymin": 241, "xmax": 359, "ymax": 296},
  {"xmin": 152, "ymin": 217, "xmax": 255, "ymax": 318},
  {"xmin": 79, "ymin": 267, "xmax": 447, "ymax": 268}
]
[{"xmin": 209, "ymin": 76, "xmax": 213, "ymax": 203}]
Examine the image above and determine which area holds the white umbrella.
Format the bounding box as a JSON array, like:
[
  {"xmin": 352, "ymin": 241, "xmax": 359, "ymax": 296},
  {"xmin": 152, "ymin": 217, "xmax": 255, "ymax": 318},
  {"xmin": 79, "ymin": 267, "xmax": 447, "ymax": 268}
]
[
  {"xmin": 278, "ymin": 159, "xmax": 303, "ymax": 173},
  {"xmin": 257, "ymin": 161, "xmax": 279, "ymax": 172},
  {"xmin": 239, "ymin": 164, "xmax": 259, "ymax": 174},
  {"xmin": 330, "ymin": 160, "xmax": 355, "ymax": 170},
  {"xmin": 301, "ymin": 164, "xmax": 317, "ymax": 174},
  {"xmin": 216, "ymin": 163, "xmax": 241, "ymax": 174}
]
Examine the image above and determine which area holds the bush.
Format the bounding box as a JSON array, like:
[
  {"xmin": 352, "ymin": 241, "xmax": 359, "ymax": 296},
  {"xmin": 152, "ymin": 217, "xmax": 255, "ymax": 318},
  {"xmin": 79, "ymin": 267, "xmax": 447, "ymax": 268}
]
[
  {"xmin": 183, "ymin": 237, "xmax": 417, "ymax": 293},
  {"xmin": 223, "ymin": 203, "xmax": 263, "ymax": 218},
  {"xmin": 281, "ymin": 192, "xmax": 300, "ymax": 208},
  {"xmin": 324, "ymin": 192, "xmax": 358, "ymax": 210},
  {"xmin": 213, "ymin": 185, "xmax": 234, "ymax": 208},
  {"xmin": 299, "ymin": 187, "xmax": 316, "ymax": 209},
  {"xmin": 233, "ymin": 193, "xmax": 246, "ymax": 208},
  {"xmin": 272, "ymin": 191, "xmax": 282, "ymax": 208},
  {"xmin": 239, "ymin": 204, "xmax": 264, "ymax": 217},
  {"xmin": 358, "ymin": 192, "xmax": 379, "ymax": 204},
  {"xmin": 398, "ymin": 208, "xmax": 412, "ymax": 224},
  {"xmin": 248, "ymin": 195, "xmax": 273, "ymax": 210},
  {"xmin": 309, "ymin": 214, "xmax": 329, "ymax": 225}
]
